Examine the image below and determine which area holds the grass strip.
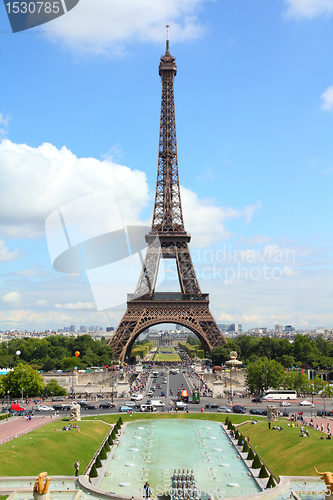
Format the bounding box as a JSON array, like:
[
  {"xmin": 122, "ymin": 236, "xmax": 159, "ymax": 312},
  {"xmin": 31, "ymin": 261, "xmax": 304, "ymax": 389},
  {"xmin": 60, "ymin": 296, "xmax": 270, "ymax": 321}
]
[
  {"xmin": 0, "ymin": 419, "xmax": 110, "ymax": 477},
  {"xmin": 239, "ymin": 419, "xmax": 332, "ymax": 477}
]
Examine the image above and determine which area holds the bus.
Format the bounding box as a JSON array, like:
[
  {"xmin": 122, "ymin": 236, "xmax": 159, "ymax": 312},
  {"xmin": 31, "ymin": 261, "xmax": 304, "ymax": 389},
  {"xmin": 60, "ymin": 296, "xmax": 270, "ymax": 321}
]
[{"xmin": 263, "ymin": 390, "xmax": 297, "ymax": 400}]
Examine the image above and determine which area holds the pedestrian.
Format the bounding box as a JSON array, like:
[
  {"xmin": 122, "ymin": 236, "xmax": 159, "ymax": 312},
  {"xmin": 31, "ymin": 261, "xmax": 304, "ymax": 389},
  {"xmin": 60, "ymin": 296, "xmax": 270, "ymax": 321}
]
[
  {"xmin": 144, "ymin": 481, "xmax": 151, "ymax": 499},
  {"xmin": 74, "ymin": 461, "xmax": 80, "ymax": 476}
]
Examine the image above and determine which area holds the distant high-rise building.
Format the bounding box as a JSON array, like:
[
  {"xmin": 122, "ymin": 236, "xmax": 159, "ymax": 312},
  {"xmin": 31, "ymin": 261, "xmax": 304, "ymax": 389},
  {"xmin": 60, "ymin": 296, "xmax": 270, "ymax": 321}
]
[
  {"xmin": 275, "ymin": 324, "xmax": 284, "ymax": 332},
  {"xmin": 69, "ymin": 325, "xmax": 75, "ymax": 333},
  {"xmin": 218, "ymin": 323, "xmax": 242, "ymax": 333},
  {"xmin": 80, "ymin": 326, "xmax": 87, "ymax": 332},
  {"xmin": 284, "ymin": 325, "xmax": 295, "ymax": 332}
]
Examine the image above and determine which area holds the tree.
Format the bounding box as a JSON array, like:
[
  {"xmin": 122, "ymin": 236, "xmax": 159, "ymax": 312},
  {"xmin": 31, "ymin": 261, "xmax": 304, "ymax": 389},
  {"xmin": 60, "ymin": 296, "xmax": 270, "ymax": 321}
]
[
  {"xmin": 44, "ymin": 379, "xmax": 67, "ymax": 397},
  {"xmin": 2, "ymin": 363, "xmax": 45, "ymax": 397},
  {"xmin": 279, "ymin": 355, "xmax": 295, "ymax": 369},
  {"xmin": 245, "ymin": 357, "xmax": 285, "ymax": 395}
]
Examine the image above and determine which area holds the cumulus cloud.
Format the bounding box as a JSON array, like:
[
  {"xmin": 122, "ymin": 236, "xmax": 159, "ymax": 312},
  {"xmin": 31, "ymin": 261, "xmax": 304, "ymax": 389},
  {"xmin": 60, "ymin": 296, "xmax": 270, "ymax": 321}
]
[
  {"xmin": 55, "ymin": 302, "xmax": 96, "ymax": 310},
  {"xmin": 35, "ymin": 299, "xmax": 48, "ymax": 306},
  {"xmin": 321, "ymin": 86, "xmax": 333, "ymax": 111},
  {"xmin": 42, "ymin": 0, "xmax": 211, "ymax": 55},
  {"xmin": 0, "ymin": 139, "xmax": 259, "ymax": 248},
  {"xmin": 2, "ymin": 291, "xmax": 21, "ymax": 304},
  {"xmin": 284, "ymin": 0, "xmax": 333, "ymax": 19},
  {"xmin": 0, "ymin": 139, "xmax": 149, "ymax": 238},
  {"xmin": 181, "ymin": 187, "xmax": 261, "ymax": 248},
  {"xmin": 0, "ymin": 240, "xmax": 20, "ymax": 263}
]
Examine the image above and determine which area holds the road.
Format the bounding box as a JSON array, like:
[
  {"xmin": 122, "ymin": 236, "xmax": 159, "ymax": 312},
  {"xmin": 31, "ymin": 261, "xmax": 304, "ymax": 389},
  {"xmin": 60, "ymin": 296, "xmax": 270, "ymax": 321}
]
[{"xmin": 3, "ymin": 367, "xmax": 332, "ymax": 421}]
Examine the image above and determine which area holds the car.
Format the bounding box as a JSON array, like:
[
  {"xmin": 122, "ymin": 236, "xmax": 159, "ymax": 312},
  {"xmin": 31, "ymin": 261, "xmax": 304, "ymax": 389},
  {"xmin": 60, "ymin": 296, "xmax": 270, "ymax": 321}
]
[
  {"xmin": 99, "ymin": 402, "xmax": 116, "ymax": 409},
  {"xmin": 119, "ymin": 405, "xmax": 133, "ymax": 412},
  {"xmin": 147, "ymin": 391, "xmax": 153, "ymax": 397},
  {"xmin": 251, "ymin": 397, "xmax": 262, "ymax": 403},
  {"xmin": 161, "ymin": 391, "xmax": 166, "ymax": 397},
  {"xmin": 146, "ymin": 400, "xmax": 152, "ymax": 405},
  {"xmin": 83, "ymin": 404, "xmax": 96, "ymax": 410},
  {"xmin": 249, "ymin": 409, "xmax": 262, "ymax": 415},
  {"xmin": 52, "ymin": 396, "xmax": 64, "ymax": 401},
  {"xmin": 131, "ymin": 394, "xmax": 143, "ymax": 401},
  {"xmin": 125, "ymin": 401, "xmax": 135, "ymax": 407},
  {"xmin": 280, "ymin": 401, "xmax": 291, "ymax": 407},
  {"xmin": 217, "ymin": 406, "xmax": 232, "ymax": 413},
  {"xmin": 205, "ymin": 403, "xmax": 219, "ymax": 409},
  {"xmin": 317, "ymin": 410, "xmax": 333, "ymax": 417},
  {"xmin": 299, "ymin": 400, "xmax": 313, "ymax": 406},
  {"xmin": 233, "ymin": 405, "xmax": 246, "ymax": 414},
  {"xmin": 35, "ymin": 405, "xmax": 55, "ymax": 411},
  {"xmin": 140, "ymin": 405, "xmax": 156, "ymax": 412}
]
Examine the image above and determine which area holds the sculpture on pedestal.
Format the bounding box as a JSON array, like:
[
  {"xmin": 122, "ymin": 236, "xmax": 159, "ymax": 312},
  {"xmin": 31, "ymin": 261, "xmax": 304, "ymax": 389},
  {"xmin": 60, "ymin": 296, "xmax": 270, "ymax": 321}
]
[
  {"xmin": 315, "ymin": 467, "xmax": 333, "ymax": 497},
  {"xmin": 33, "ymin": 472, "xmax": 50, "ymax": 500},
  {"xmin": 70, "ymin": 403, "xmax": 81, "ymax": 421}
]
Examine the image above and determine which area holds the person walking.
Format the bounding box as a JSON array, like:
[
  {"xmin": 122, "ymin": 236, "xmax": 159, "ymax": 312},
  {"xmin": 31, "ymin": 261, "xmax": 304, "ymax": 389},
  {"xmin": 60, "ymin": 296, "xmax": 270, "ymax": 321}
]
[{"xmin": 144, "ymin": 481, "xmax": 151, "ymax": 499}]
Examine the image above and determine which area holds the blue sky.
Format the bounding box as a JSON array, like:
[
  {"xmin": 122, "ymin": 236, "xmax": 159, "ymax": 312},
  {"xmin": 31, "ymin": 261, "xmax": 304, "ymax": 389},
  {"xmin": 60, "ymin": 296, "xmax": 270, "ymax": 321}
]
[{"xmin": 0, "ymin": 0, "xmax": 333, "ymax": 332}]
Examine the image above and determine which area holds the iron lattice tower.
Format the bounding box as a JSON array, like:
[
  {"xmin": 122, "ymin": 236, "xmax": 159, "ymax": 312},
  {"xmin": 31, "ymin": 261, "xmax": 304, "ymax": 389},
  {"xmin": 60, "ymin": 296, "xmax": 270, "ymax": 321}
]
[{"xmin": 110, "ymin": 34, "xmax": 226, "ymax": 362}]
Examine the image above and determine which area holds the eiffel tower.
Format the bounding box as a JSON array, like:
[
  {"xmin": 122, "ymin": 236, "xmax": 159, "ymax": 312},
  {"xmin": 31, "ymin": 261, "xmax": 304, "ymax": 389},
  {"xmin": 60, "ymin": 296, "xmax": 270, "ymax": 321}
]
[{"xmin": 110, "ymin": 31, "xmax": 226, "ymax": 363}]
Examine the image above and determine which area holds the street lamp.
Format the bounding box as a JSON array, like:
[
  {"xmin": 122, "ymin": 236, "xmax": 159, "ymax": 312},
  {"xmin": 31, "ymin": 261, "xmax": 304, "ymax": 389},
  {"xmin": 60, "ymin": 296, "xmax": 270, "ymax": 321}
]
[
  {"xmin": 21, "ymin": 387, "xmax": 24, "ymax": 407},
  {"xmin": 225, "ymin": 351, "xmax": 241, "ymax": 406},
  {"xmin": 6, "ymin": 390, "xmax": 9, "ymax": 421}
]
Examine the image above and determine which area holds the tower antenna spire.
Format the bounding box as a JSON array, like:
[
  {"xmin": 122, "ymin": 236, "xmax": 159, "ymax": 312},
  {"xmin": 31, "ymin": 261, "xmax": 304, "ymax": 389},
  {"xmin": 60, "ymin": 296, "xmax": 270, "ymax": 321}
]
[{"xmin": 166, "ymin": 24, "xmax": 170, "ymax": 53}]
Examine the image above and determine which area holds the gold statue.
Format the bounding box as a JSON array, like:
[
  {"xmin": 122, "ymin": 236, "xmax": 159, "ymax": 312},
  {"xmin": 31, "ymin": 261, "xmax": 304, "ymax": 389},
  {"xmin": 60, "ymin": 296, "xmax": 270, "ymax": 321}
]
[
  {"xmin": 315, "ymin": 467, "xmax": 333, "ymax": 496},
  {"xmin": 33, "ymin": 472, "xmax": 51, "ymax": 494}
]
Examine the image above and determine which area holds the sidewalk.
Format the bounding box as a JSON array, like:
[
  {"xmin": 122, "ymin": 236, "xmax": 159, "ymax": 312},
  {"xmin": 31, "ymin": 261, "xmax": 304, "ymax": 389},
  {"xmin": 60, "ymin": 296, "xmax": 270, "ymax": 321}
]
[{"xmin": 0, "ymin": 415, "xmax": 59, "ymax": 445}]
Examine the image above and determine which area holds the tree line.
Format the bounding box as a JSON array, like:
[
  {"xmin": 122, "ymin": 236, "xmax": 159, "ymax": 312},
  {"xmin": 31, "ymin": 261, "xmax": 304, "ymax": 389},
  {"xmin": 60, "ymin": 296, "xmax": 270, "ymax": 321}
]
[
  {"xmin": 0, "ymin": 335, "xmax": 114, "ymax": 372},
  {"xmin": 209, "ymin": 334, "xmax": 333, "ymax": 396},
  {"xmin": 209, "ymin": 334, "xmax": 333, "ymax": 371}
]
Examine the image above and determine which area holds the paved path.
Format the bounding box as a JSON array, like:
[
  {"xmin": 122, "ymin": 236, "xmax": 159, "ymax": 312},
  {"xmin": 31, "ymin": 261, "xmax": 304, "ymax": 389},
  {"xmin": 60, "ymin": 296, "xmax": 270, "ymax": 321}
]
[{"xmin": 0, "ymin": 415, "xmax": 58, "ymax": 445}]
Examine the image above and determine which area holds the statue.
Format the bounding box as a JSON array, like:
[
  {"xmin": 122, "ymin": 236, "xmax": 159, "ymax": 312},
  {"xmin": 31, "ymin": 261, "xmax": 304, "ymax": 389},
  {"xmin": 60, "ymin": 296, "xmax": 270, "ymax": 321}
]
[
  {"xmin": 70, "ymin": 403, "xmax": 81, "ymax": 421},
  {"xmin": 267, "ymin": 405, "xmax": 278, "ymax": 422},
  {"xmin": 315, "ymin": 467, "xmax": 333, "ymax": 496},
  {"xmin": 33, "ymin": 472, "xmax": 51, "ymax": 499}
]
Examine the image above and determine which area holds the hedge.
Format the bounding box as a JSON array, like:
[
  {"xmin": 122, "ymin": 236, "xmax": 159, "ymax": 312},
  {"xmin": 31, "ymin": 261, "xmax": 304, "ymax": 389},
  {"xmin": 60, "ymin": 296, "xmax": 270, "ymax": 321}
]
[{"xmin": 89, "ymin": 463, "xmax": 98, "ymax": 478}]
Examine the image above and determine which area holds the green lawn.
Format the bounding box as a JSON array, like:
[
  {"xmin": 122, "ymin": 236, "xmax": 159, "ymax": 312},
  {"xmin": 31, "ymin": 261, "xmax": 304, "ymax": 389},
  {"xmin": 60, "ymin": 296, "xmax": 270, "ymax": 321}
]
[
  {"xmin": 236, "ymin": 419, "xmax": 332, "ymax": 477},
  {"xmin": 152, "ymin": 347, "xmax": 182, "ymax": 362},
  {"xmin": 0, "ymin": 413, "xmax": 329, "ymax": 479},
  {"xmin": 0, "ymin": 419, "xmax": 110, "ymax": 477}
]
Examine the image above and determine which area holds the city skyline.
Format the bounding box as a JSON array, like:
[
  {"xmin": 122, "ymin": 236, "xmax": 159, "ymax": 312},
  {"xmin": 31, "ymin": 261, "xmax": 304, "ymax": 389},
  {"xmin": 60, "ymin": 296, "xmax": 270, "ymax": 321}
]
[{"xmin": 0, "ymin": 0, "xmax": 333, "ymax": 332}]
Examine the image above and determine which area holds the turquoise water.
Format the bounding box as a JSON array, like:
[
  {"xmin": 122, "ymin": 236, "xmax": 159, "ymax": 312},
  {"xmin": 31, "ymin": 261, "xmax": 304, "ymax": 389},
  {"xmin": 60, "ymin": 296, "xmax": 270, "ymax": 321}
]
[{"xmin": 99, "ymin": 419, "xmax": 260, "ymax": 499}]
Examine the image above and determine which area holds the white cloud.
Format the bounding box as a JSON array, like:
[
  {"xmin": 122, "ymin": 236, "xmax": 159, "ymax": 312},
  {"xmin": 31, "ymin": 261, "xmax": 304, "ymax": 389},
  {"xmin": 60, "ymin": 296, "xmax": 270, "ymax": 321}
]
[
  {"xmin": 284, "ymin": 0, "xmax": 333, "ymax": 18},
  {"xmin": 55, "ymin": 302, "xmax": 96, "ymax": 310},
  {"xmin": 0, "ymin": 139, "xmax": 259, "ymax": 249},
  {"xmin": 0, "ymin": 113, "xmax": 9, "ymax": 140},
  {"xmin": 181, "ymin": 187, "xmax": 261, "ymax": 248},
  {"xmin": 36, "ymin": 299, "xmax": 48, "ymax": 306},
  {"xmin": 0, "ymin": 240, "xmax": 20, "ymax": 262},
  {"xmin": 321, "ymin": 86, "xmax": 333, "ymax": 111},
  {"xmin": 2, "ymin": 292, "xmax": 21, "ymax": 304},
  {"xmin": 0, "ymin": 139, "xmax": 149, "ymax": 238},
  {"xmin": 43, "ymin": 0, "xmax": 211, "ymax": 55}
]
